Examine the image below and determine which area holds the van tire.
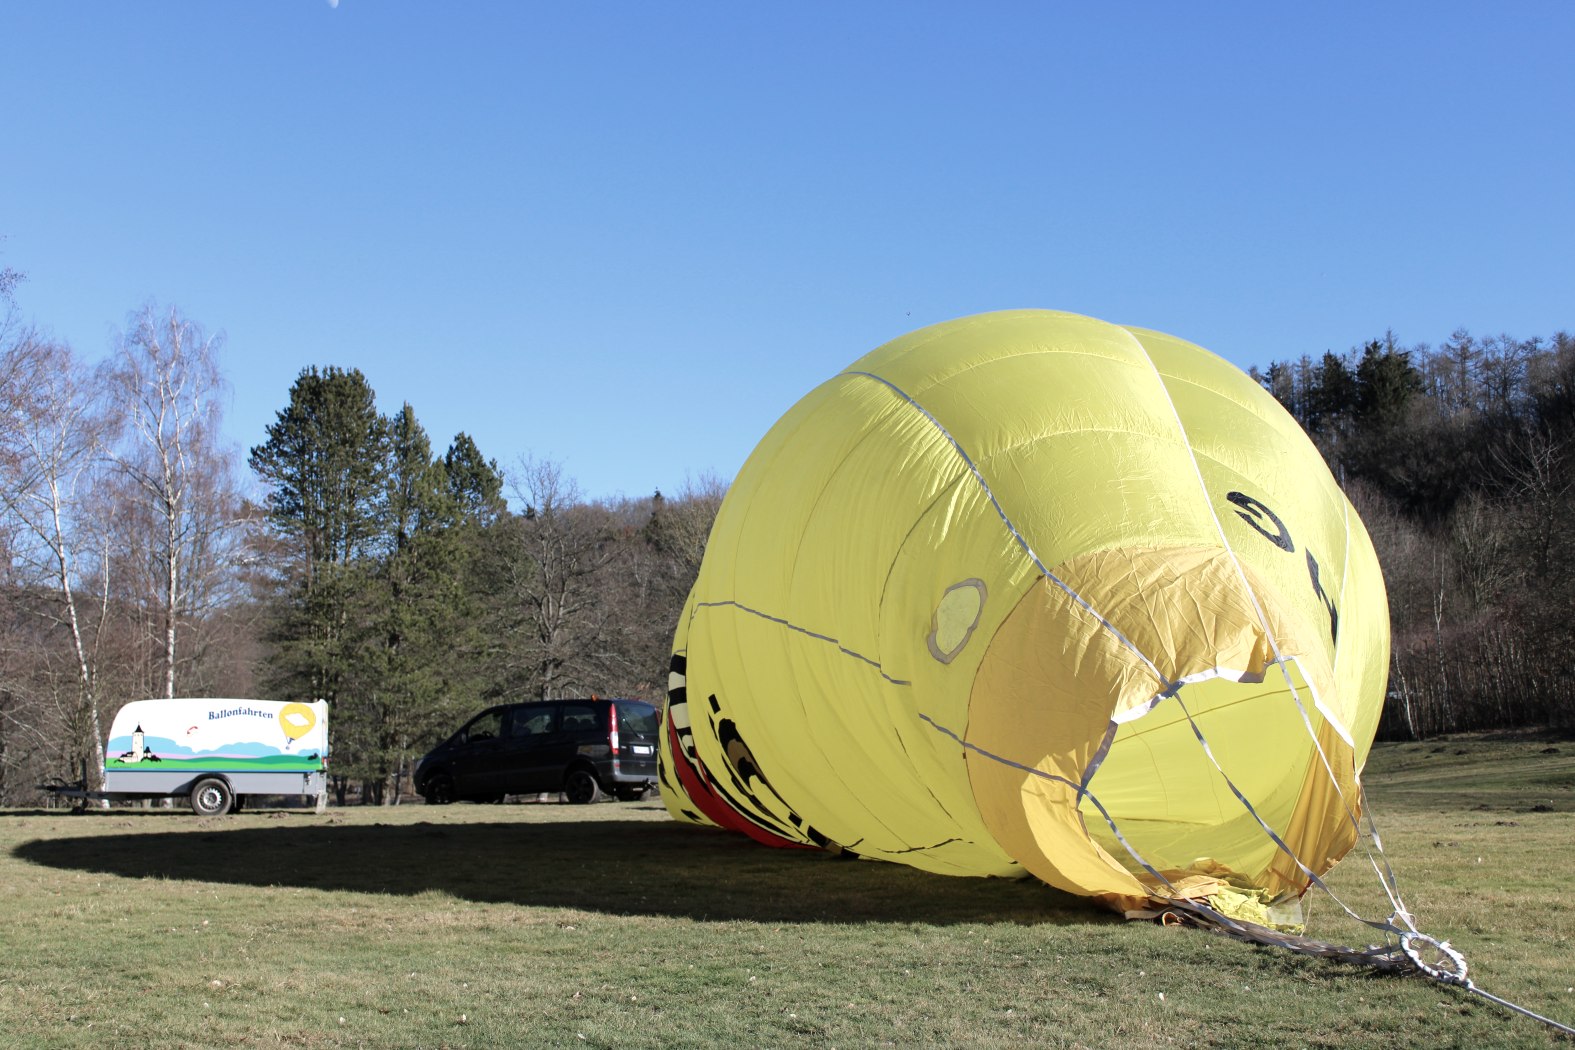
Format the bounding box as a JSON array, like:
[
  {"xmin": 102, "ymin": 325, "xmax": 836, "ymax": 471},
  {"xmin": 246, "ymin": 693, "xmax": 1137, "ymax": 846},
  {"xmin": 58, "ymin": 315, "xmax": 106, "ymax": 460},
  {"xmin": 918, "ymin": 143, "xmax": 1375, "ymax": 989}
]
[
  {"xmin": 190, "ymin": 777, "xmax": 234, "ymax": 817},
  {"xmin": 563, "ymin": 768, "xmax": 603, "ymax": 804}
]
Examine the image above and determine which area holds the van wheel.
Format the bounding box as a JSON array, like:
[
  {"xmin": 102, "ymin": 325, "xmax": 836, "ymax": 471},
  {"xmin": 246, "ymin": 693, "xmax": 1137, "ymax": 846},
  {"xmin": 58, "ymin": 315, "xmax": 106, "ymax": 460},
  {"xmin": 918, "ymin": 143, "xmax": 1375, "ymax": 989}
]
[
  {"xmin": 563, "ymin": 769, "xmax": 603, "ymax": 804},
  {"xmin": 190, "ymin": 777, "xmax": 234, "ymax": 817},
  {"xmin": 423, "ymin": 775, "xmax": 456, "ymax": 805}
]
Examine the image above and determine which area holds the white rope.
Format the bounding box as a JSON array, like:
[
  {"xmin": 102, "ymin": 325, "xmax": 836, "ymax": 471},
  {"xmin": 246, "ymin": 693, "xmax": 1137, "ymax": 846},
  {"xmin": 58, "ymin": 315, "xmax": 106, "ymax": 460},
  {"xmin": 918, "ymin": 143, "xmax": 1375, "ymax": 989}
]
[
  {"xmin": 1164, "ymin": 901, "xmax": 1575, "ymax": 1037},
  {"xmin": 875, "ymin": 342, "xmax": 1571, "ymax": 1037},
  {"xmin": 1133, "ymin": 336, "xmax": 1417, "ymax": 934},
  {"xmin": 1038, "ymin": 346, "xmax": 1573, "ymax": 1037}
]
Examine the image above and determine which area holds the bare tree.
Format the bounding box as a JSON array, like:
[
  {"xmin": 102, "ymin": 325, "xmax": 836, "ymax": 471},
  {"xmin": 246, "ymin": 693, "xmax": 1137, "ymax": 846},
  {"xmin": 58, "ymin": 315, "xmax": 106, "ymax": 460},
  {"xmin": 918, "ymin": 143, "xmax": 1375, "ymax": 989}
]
[
  {"xmin": 610, "ymin": 475, "xmax": 727, "ymax": 697},
  {"xmin": 101, "ymin": 304, "xmax": 244, "ymax": 698},
  {"xmin": 493, "ymin": 457, "xmax": 624, "ymax": 700},
  {"xmin": 1495, "ymin": 427, "xmax": 1572, "ymax": 580},
  {"xmin": 0, "ymin": 333, "xmax": 115, "ymax": 788}
]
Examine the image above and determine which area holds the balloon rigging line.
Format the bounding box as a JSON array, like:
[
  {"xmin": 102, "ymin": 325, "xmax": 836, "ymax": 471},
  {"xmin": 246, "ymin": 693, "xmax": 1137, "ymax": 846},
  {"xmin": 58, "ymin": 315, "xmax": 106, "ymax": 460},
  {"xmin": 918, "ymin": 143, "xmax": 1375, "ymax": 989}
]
[
  {"xmin": 1165, "ymin": 696, "xmax": 1575, "ymax": 1037},
  {"xmin": 933, "ymin": 701, "xmax": 1575, "ymax": 1036},
  {"xmin": 675, "ymin": 321, "xmax": 1570, "ymax": 1036},
  {"xmin": 844, "ymin": 369, "xmax": 1169, "ymax": 687},
  {"xmin": 1050, "ymin": 342, "xmax": 1570, "ymax": 1036},
  {"xmin": 691, "ymin": 599, "xmax": 912, "ymax": 686},
  {"xmin": 1134, "ymin": 338, "xmax": 1416, "ymax": 930},
  {"xmin": 1169, "ymin": 691, "xmax": 1401, "ymax": 935},
  {"xmin": 917, "ymin": 712, "xmax": 1178, "ymax": 894}
]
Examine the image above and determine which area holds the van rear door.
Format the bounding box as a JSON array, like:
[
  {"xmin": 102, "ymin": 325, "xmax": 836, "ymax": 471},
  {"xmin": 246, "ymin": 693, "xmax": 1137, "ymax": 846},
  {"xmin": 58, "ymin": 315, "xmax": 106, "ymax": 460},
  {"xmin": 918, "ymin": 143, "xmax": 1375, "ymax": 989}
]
[{"xmin": 614, "ymin": 700, "xmax": 659, "ymax": 776}]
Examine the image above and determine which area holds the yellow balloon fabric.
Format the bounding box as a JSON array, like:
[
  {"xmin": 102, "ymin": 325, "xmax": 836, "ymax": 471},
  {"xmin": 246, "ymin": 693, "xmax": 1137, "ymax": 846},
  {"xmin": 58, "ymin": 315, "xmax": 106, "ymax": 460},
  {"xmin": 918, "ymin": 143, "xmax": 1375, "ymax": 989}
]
[{"xmin": 660, "ymin": 310, "xmax": 1389, "ymax": 912}]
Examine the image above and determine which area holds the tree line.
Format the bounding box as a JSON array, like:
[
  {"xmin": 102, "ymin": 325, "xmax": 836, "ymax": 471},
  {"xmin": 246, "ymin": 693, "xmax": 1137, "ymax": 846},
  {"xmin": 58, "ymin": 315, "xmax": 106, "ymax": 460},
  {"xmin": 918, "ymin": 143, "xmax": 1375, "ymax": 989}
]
[
  {"xmin": 1253, "ymin": 328, "xmax": 1575, "ymax": 738},
  {"xmin": 0, "ymin": 292, "xmax": 721, "ymax": 805},
  {"xmin": 2, "ymin": 272, "xmax": 1565, "ymax": 806}
]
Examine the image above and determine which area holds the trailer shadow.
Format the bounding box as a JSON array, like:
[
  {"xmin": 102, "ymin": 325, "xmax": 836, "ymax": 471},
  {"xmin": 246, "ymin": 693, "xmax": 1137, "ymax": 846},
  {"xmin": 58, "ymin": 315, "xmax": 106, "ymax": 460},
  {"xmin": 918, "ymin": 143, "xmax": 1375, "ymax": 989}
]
[{"xmin": 10, "ymin": 808, "xmax": 1106, "ymax": 927}]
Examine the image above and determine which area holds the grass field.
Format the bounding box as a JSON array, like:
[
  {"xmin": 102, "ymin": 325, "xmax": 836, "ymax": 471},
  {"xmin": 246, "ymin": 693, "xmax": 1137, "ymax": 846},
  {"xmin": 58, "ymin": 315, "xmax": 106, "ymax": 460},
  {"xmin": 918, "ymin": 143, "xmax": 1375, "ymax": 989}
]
[{"xmin": 2, "ymin": 734, "xmax": 1572, "ymax": 1048}]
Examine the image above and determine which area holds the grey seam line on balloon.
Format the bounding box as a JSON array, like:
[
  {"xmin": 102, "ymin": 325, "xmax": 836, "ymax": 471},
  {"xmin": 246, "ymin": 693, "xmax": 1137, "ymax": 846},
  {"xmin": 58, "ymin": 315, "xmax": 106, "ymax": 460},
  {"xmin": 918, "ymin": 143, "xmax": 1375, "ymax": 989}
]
[
  {"xmin": 917, "ymin": 713, "xmax": 1176, "ymax": 893},
  {"xmin": 1140, "ymin": 346, "xmax": 1336, "ymax": 820},
  {"xmin": 1168, "ymin": 691, "xmax": 1415, "ymax": 940},
  {"xmin": 1139, "ymin": 344, "xmax": 1414, "ymax": 928},
  {"xmin": 690, "ymin": 599, "xmax": 912, "ymax": 686},
  {"xmin": 1142, "ymin": 343, "xmax": 1365, "ymax": 777},
  {"xmin": 840, "ymin": 369, "xmax": 1171, "ymax": 688}
]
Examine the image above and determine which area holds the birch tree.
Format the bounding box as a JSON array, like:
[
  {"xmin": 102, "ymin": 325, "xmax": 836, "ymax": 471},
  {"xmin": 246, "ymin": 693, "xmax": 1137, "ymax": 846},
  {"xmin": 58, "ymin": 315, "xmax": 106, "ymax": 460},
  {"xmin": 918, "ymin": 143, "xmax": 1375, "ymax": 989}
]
[
  {"xmin": 101, "ymin": 304, "xmax": 243, "ymax": 698},
  {"xmin": 0, "ymin": 334, "xmax": 114, "ymax": 787}
]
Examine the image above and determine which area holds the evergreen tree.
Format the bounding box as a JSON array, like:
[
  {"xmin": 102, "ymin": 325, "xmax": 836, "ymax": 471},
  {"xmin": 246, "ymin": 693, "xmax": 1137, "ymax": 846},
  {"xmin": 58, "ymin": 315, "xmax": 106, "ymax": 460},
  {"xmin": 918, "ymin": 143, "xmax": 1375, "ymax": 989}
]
[
  {"xmin": 1308, "ymin": 351, "xmax": 1359, "ymax": 435},
  {"xmin": 247, "ymin": 367, "xmax": 389, "ymax": 730},
  {"xmin": 1355, "ymin": 337, "xmax": 1423, "ymax": 430},
  {"xmin": 340, "ymin": 405, "xmax": 455, "ymax": 802},
  {"xmin": 443, "ymin": 432, "xmax": 506, "ymax": 526}
]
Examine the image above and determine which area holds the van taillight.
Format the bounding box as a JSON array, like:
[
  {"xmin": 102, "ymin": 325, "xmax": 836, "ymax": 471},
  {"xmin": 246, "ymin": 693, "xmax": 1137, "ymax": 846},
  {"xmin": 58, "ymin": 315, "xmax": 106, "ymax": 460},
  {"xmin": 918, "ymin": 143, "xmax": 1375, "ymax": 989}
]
[{"xmin": 608, "ymin": 702, "xmax": 620, "ymax": 755}]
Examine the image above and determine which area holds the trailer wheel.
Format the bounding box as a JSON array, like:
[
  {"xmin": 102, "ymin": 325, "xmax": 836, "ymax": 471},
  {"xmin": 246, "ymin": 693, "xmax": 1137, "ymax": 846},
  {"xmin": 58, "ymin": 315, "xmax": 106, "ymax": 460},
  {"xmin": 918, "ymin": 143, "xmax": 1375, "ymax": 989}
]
[{"xmin": 190, "ymin": 777, "xmax": 234, "ymax": 817}]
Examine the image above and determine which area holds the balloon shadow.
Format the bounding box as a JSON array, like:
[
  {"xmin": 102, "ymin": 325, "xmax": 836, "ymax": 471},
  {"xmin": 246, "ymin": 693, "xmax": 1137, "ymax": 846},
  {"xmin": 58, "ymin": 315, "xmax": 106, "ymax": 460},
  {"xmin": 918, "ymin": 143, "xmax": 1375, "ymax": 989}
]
[{"xmin": 11, "ymin": 809, "xmax": 1106, "ymax": 927}]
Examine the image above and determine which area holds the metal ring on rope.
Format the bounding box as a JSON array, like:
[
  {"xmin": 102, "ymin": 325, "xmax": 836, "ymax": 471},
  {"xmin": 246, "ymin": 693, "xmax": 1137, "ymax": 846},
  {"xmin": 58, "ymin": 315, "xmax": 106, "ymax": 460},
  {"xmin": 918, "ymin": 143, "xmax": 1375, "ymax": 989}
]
[{"xmin": 1400, "ymin": 932, "xmax": 1469, "ymax": 985}]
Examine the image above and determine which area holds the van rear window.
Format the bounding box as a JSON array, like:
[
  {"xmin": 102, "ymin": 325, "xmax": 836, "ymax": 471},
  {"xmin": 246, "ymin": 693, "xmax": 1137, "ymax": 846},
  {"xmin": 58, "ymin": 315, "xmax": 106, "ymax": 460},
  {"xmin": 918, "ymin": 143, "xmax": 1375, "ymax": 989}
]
[{"xmin": 616, "ymin": 702, "xmax": 658, "ymax": 735}]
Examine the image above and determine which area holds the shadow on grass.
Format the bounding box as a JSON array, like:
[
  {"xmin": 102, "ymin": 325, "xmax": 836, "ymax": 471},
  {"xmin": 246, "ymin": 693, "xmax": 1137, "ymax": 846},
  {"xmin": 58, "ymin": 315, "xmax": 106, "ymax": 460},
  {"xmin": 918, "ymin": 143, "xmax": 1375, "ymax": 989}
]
[{"xmin": 10, "ymin": 810, "xmax": 1108, "ymax": 927}]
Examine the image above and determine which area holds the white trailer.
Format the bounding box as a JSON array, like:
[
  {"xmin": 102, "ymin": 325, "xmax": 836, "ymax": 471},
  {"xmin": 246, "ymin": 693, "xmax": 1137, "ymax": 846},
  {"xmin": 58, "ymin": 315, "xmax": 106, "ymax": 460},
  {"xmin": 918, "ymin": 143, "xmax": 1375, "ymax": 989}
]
[{"xmin": 45, "ymin": 698, "xmax": 329, "ymax": 815}]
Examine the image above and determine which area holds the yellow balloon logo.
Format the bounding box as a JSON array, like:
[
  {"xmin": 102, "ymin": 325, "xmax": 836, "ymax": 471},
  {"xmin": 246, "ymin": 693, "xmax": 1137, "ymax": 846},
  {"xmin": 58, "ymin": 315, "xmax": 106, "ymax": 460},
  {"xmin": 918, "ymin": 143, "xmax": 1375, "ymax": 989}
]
[{"xmin": 279, "ymin": 703, "xmax": 316, "ymax": 742}]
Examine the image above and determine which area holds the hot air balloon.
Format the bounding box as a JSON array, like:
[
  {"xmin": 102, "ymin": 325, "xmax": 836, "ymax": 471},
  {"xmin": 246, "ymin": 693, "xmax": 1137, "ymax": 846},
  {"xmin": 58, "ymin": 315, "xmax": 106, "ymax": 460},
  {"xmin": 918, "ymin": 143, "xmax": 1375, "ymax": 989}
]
[{"xmin": 659, "ymin": 309, "xmax": 1388, "ymax": 917}]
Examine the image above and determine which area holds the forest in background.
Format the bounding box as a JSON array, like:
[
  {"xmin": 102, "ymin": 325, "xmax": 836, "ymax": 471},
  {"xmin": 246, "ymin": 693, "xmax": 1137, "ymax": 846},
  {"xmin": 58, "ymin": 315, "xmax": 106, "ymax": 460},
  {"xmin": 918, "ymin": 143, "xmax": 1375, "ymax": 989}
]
[
  {"xmin": 0, "ymin": 279, "xmax": 719, "ymax": 805},
  {"xmin": 1, "ymin": 267, "xmax": 1569, "ymax": 804},
  {"xmin": 1253, "ymin": 328, "xmax": 1575, "ymax": 739}
]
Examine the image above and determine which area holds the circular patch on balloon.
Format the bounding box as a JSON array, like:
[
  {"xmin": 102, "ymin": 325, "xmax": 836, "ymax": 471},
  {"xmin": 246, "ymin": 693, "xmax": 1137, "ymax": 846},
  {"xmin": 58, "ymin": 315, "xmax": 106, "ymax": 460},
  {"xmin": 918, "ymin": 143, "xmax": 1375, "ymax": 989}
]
[{"xmin": 927, "ymin": 578, "xmax": 987, "ymax": 664}]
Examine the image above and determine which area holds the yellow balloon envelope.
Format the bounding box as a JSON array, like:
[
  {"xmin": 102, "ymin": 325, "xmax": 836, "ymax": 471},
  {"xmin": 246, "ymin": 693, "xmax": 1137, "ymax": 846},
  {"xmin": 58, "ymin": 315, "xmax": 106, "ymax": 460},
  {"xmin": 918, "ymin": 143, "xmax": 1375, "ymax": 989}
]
[{"xmin": 660, "ymin": 310, "xmax": 1388, "ymax": 913}]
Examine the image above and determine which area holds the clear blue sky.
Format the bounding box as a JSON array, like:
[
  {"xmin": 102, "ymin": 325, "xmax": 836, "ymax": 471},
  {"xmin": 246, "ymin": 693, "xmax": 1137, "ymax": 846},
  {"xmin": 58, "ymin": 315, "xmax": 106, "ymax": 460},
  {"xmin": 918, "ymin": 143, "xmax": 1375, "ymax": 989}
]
[{"xmin": 4, "ymin": 2, "xmax": 1571, "ymax": 502}]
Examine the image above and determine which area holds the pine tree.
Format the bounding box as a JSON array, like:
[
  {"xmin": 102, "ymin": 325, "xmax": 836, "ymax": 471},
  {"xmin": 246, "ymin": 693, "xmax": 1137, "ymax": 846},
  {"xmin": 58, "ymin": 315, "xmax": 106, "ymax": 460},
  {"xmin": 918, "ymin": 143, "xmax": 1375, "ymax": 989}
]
[{"xmin": 248, "ymin": 367, "xmax": 389, "ymax": 739}]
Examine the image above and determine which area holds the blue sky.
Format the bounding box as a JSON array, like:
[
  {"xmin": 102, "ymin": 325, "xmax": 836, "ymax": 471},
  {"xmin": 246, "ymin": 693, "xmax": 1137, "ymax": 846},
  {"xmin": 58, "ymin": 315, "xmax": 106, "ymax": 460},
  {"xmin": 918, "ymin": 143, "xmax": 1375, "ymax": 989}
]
[{"xmin": 3, "ymin": 2, "xmax": 1571, "ymax": 502}]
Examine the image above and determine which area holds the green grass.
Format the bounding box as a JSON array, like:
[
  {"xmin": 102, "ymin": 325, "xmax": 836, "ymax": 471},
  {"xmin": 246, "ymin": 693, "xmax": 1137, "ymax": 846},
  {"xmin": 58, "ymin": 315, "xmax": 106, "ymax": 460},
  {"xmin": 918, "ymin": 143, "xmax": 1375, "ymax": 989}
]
[{"xmin": 2, "ymin": 734, "xmax": 1572, "ymax": 1048}]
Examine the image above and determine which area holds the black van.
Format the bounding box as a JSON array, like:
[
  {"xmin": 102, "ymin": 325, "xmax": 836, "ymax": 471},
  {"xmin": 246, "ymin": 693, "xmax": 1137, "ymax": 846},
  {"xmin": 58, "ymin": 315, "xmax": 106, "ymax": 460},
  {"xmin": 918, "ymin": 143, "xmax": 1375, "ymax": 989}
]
[{"xmin": 414, "ymin": 698, "xmax": 659, "ymax": 804}]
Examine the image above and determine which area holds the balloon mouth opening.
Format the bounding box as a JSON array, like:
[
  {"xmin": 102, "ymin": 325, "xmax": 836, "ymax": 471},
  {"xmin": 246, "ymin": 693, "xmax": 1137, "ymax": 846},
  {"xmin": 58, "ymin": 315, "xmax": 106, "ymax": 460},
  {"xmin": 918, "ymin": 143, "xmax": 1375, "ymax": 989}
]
[
  {"xmin": 1078, "ymin": 656, "xmax": 1341, "ymax": 886},
  {"xmin": 1108, "ymin": 656, "xmax": 1353, "ymax": 747}
]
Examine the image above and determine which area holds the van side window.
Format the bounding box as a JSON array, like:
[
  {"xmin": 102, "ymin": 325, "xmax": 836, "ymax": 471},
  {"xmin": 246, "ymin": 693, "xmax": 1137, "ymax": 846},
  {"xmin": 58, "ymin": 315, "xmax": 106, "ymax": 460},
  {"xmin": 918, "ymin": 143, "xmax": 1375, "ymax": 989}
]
[
  {"xmin": 511, "ymin": 707, "xmax": 557, "ymax": 737},
  {"xmin": 557, "ymin": 702, "xmax": 598, "ymax": 732},
  {"xmin": 465, "ymin": 709, "xmax": 505, "ymax": 742}
]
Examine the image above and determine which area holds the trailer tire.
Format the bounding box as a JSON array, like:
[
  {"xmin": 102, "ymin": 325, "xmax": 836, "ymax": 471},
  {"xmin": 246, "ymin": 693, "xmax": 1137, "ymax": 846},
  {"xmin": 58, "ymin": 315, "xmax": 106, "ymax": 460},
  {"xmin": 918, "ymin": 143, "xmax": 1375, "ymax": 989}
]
[{"xmin": 191, "ymin": 777, "xmax": 234, "ymax": 817}]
